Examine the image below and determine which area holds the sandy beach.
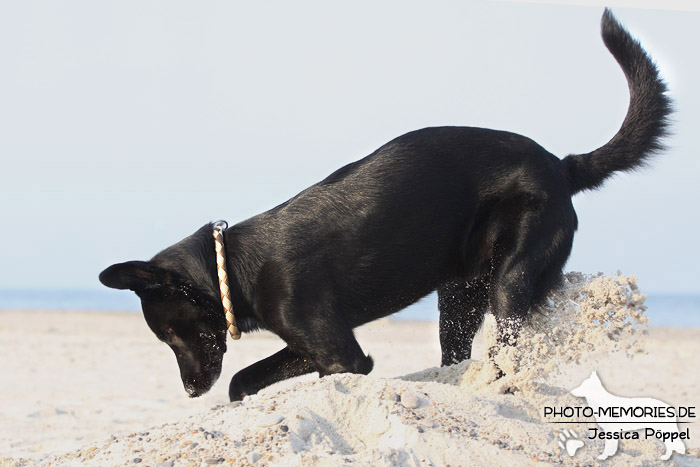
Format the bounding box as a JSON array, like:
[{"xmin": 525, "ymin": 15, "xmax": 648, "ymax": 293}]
[{"xmin": 2, "ymin": 274, "xmax": 700, "ymax": 466}]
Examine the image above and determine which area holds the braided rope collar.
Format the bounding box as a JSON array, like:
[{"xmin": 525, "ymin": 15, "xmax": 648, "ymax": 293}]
[{"xmin": 212, "ymin": 220, "xmax": 241, "ymax": 340}]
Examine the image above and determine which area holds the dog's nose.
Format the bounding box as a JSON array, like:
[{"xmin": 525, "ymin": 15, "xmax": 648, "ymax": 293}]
[{"xmin": 184, "ymin": 382, "xmax": 198, "ymax": 397}]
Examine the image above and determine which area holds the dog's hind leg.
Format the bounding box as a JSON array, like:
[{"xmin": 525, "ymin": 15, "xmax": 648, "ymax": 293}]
[
  {"xmin": 489, "ymin": 252, "xmax": 537, "ymax": 347},
  {"xmin": 438, "ymin": 276, "xmax": 489, "ymax": 366},
  {"xmin": 488, "ymin": 201, "xmax": 575, "ymax": 349},
  {"xmin": 662, "ymin": 435, "xmax": 686, "ymax": 460},
  {"xmin": 228, "ymin": 347, "xmax": 316, "ymax": 401}
]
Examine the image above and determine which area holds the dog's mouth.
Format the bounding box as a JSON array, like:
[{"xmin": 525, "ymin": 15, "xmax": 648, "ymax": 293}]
[
  {"xmin": 184, "ymin": 381, "xmax": 207, "ymax": 398},
  {"xmin": 184, "ymin": 382, "xmax": 200, "ymax": 398},
  {"xmin": 175, "ymin": 350, "xmax": 224, "ymax": 398},
  {"xmin": 167, "ymin": 334, "xmax": 225, "ymax": 397},
  {"xmin": 181, "ymin": 368, "xmax": 221, "ymax": 398}
]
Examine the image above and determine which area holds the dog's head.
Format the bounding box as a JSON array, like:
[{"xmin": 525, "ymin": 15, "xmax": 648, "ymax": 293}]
[
  {"xmin": 570, "ymin": 370, "xmax": 603, "ymax": 398},
  {"xmin": 99, "ymin": 260, "xmax": 227, "ymax": 397}
]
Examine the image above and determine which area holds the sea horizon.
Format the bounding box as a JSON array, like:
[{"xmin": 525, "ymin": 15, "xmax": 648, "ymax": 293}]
[{"xmin": 1, "ymin": 288, "xmax": 699, "ymax": 327}]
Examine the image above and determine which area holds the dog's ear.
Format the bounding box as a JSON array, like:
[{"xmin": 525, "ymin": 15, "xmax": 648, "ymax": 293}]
[{"xmin": 99, "ymin": 261, "xmax": 164, "ymax": 292}]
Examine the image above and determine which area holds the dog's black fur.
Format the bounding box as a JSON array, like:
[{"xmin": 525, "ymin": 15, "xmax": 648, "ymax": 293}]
[{"xmin": 99, "ymin": 10, "xmax": 671, "ymax": 401}]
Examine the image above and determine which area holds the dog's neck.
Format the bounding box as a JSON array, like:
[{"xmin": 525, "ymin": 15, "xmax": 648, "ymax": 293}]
[
  {"xmin": 215, "ymin": 224, "xmax": 265, "ymax": 333},
  {"xmin": 151, "ymin": 223, "xmax": 263, "ymax": 333}
]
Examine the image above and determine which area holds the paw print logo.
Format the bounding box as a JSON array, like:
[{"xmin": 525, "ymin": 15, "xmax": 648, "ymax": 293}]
[{"xmin": 558, "ymin": 429, "xmax": 584, "ymax": 457}]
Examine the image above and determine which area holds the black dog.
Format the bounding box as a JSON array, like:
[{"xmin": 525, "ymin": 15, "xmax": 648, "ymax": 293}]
[{"xmin": 100, "ymin": 10, "xmax": 670, "ymax": 401}]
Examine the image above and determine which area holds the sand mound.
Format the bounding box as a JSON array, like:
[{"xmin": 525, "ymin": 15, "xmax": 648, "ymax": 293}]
[
  {"xmin": 34, "ymin": 375, "xmax": 694, "ymax": 466},
  {"xmin": 10, "ymin": 273, "xmax": 700, "ymax": 466}
]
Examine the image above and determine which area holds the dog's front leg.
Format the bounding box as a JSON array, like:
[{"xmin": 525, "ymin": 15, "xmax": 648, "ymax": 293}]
[
  {"xmin": 598, "ymin": 437, "xmax": 619, "ymax": 460},
  {"xmin": 228, "ymin": 346, "xmax": 315, "ymax": 401}
]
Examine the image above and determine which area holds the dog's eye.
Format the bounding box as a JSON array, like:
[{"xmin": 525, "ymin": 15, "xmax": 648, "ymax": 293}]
[{"xmin": 165, "ymin": 327, "xmax": 175, "ymax": 336}]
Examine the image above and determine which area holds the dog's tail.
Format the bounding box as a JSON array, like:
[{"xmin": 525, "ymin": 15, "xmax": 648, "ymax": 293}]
[{"xmin": 562, "ymin": 9, "xmax": 672, "ymax": 195}]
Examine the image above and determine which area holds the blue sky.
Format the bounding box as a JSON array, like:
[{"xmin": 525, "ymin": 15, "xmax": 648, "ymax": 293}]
[{"xmin": 1, "ymin": 1, "xmax": 698, "ymax": 294}]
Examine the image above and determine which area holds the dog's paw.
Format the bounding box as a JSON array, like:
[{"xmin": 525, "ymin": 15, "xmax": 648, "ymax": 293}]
[
  {"xmin": 558, "ymin": 429, "xmax": 584, "ymax": 457},
  {"xmin": 228, "ymin": 374, "xmax": 252, "ymax": 402}
]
